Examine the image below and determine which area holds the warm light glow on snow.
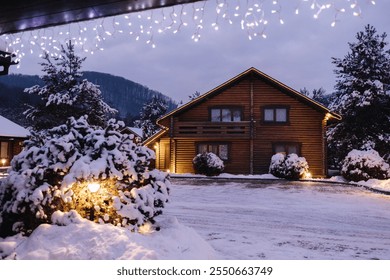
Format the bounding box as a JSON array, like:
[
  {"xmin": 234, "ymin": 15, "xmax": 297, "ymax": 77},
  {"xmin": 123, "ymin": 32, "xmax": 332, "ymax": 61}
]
[{"xmin": 303, "ymin": 171, "xmax": 312, "ymax": 179}]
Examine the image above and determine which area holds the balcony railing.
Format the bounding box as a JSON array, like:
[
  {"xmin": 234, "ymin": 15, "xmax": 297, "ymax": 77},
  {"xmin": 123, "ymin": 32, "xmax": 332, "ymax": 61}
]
[{"xmin": 174, "ymin": 121, "xmax": 251, "ymax": 138}]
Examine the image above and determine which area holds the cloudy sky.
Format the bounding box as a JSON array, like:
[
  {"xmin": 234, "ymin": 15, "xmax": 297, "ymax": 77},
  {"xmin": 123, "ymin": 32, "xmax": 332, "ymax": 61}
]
[{"xmin": 10, "ymin": 0, "xmax": 390, "ymax": 103}]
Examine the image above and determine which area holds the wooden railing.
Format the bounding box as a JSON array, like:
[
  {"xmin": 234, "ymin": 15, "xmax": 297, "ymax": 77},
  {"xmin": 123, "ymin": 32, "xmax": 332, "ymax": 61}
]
[{"xmin": 174, "ymin": 121, "xmax": 251, "ymax": 138}]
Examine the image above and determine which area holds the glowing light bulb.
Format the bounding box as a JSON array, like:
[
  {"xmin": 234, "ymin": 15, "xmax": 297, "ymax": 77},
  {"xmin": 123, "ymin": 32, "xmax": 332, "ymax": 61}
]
[{"xmin": 87, "ymin": 183, "xmax": 100, "ymax": 193}]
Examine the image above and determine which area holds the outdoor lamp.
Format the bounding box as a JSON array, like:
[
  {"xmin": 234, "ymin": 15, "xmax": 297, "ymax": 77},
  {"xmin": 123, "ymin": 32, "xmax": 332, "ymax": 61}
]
[{"xmin": 87, "ymin": 182, "xmax": 101, "ymax": 193}]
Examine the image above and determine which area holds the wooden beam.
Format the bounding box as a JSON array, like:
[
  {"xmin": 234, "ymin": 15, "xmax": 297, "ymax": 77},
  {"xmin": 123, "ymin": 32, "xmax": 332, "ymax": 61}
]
[{"xmin": 0, "ymin": 0, "xmax": 204, "ymax": 35}]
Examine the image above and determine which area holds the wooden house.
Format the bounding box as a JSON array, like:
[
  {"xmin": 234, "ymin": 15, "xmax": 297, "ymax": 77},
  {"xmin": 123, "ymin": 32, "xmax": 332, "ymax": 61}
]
[
  {"xmin": 121, "ymin": 127, "xmax": 143, "ymax": 144},
  {"xmin": 0, "ymin": 115, "xmax": 29, "ymax": 168},
  {"xmin": 144, "ymin": 67, "xmax": 341, "ymax": 177}
]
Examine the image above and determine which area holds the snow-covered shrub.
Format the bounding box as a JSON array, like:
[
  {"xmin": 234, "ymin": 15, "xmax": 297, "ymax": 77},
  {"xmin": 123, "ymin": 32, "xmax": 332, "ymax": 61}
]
[
  {"xmin": 341, "ymin": 149, "xmax": 390, "ymax": 182},
  {"xmin": 269, "ymin": 153, "xmax": 310, "ymax": 180},
  {"xmin": 192, "ymin": 152, "xmax": 224, "ymax": 176},
  {"xmin": 0, "ymin": 117, "xmax": 170, "ymax": 237}
]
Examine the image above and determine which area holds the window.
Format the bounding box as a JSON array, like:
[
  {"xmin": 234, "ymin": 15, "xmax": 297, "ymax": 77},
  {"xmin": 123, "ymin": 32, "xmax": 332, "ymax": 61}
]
[
  {"xmin": 263, "ymin": 106, "xmax": 289, "ymax": 123},
  {"xmin": 197, "ymin": 143, "xmax": 229, "ymax": 160},
  {"xmin": 210, "ymin": 107, "xmax": 242, "ymax": 122},
  {"xmin": 273, "ymin": 143, "xmax": 301, "ymax": 156}
]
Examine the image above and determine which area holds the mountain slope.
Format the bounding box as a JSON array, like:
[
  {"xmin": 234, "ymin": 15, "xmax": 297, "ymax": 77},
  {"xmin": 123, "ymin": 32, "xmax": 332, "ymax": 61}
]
[{"xmin": 0, "ymin": 72, "xmax": 177, "ymax": 126}]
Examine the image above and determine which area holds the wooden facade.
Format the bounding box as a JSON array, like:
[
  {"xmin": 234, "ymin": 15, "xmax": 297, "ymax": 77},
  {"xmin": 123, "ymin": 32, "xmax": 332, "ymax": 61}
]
[{"xmin": 145, "ymin": 67, "xmax": 340, "ymax": 177}]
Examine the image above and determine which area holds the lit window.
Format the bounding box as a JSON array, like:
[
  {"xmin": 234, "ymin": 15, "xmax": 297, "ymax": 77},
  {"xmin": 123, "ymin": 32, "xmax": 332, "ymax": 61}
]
[
  {"xmin": 273, "ymin": 143, "xmax": 300, "ymax": 155},
  {"xmin": 211, "ymin": 108, "xmax": 242, "ymax": 122},
  {"xmin": 197, "ymin": 143, "xmax": 229, "ymax": 160},
  {"xmin": 263, "ymin": 107, "xmax": 288, "ymax": 123}
]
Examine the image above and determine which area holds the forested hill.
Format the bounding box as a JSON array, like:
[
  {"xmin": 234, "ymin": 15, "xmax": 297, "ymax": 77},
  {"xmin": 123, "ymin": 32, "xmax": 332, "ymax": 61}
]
[
  {"xmin": 0, "ymin": 71, "xmax": 177, "ymax": 127},
  {"xmin": 82, "ymin": 71, "xmax": 177, "ymax": 118}
]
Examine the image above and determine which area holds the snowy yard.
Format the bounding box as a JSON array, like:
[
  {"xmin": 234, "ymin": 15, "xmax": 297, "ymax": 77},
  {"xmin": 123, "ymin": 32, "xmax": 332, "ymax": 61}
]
[
  {"xmin": 163, "ymin": 178, "xmax": 390, "ymax": 260},
  {"xmin": 1, "ymin": 176, "xmax": 390, "ymax": 260}
]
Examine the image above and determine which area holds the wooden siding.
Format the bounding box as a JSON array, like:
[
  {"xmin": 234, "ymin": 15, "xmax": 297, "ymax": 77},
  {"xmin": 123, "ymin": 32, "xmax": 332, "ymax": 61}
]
[
  {"xmin": 152, "ymin": 71, "xmax": 330, "ymax": 177},
  {"xmin": 177, "ymin": 80, "xmax": 251, "ymax": 122},
  {"xmin": 155, "ymin": 138, "xmax": 170, "ymax": 171},
  {"xmin": 251, "ymin": 77, "xmax": 325, "ymax": 176},
  {"xmin": 172, "ymin": 138, "xmax": 251, "ymax": 174},
  {"xmin": 0, "ymin": 137, "xmax": 24, "ymax": 166}
]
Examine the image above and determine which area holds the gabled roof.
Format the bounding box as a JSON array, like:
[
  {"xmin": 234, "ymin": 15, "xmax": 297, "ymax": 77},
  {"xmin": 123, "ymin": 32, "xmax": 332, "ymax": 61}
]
[
  {"xmin": 0, "ymin": 115, "xmax": 29, "ymax": 138},
  {"xmin": 121, "ymin": 127, "xmax": 143, "ymax": 139},
  {"xmin": 157, "ymin": 67, "xmax": 341, "ymax": 126},
  {"xmin": 143, "ymin": 129, "xmax": 168, "ymax": 146}
]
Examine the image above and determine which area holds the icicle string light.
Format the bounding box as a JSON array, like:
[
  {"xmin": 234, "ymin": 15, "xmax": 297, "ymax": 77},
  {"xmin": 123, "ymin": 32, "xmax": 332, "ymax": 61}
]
[{"xmin": 0, "ymin": 0, "xmax": 377, "ymax": 66}]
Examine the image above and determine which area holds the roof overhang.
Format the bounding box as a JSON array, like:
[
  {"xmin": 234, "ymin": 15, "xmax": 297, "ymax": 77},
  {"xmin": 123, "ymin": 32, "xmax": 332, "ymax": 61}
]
[{"xmin": 0, "ymin": 0, "xmax": 204, "ymax": 36}]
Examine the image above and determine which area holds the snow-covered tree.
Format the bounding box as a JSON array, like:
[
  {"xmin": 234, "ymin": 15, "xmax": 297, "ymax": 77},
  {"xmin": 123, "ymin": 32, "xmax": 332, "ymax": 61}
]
[
  {"xmin": 300, "ymin": 87, "xmax": 330, "ymax": 107},
  {"xmin": 134, "ymin": 96, "xmax": 168, "ymax": 139},
  {"xmin": 327, "ymin": 25, "xmax": 390, "ymax": 166},
  {"xmin": 0, "ymin": 117, "xmax": 170, "ymax": 237},
  {"xmin": 24, "ymin": 41, "xmax": 117, "ymax": 130}
]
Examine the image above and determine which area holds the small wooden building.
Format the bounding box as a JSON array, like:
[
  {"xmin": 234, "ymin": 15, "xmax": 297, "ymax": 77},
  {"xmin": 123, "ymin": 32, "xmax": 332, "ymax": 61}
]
[
  {"xmin": 0, "ymin": 115, "xmax": 29, "ymax": 167},
  {"xmin": 144, "ymin": 67, "xmax": 340, "ymax": 177}
]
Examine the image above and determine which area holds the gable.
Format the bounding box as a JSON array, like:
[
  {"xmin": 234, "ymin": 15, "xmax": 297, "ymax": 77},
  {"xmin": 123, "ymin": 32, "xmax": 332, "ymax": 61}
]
[{"xmin": 158, "ymin": 67, "xmax": 340, "ymax": 127}]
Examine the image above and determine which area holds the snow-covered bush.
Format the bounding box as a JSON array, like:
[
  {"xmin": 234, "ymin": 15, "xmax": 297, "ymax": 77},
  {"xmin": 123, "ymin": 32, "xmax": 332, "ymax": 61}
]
[
  {"xmin": 269, "ymin": 153, "xmax": 310, "ymax": 180},
  {"xmin": 0, "ymin": 117, "xmax": 170, "ymax": 237},
  {"xmin": 341, "ymin": 149, "xmax": 390, "ymax": 182},
  {"xmin": 192, "ymin": 152, "xmax": 224, "ymax": 176}
]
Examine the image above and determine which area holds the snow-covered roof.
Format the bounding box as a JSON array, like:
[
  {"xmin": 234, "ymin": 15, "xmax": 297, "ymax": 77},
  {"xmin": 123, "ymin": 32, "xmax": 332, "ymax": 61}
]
[
  {"xmin": 121, "ymin": 127, "xmax": 143, "ymax": 138},
  {"xmin": 0, "ymin": 115, "xmax": 29, "ymax": 138},
  {"xmin": 128, "ymin": 127, "xmax": 143, "ymax": 138}
]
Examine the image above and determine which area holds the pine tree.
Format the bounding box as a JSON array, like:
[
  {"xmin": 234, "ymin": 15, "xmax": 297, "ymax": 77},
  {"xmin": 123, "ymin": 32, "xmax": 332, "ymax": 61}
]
[
  {"xmin": 134, "ymin": 96, "xmax": 168, "ymax": 139},
  {"xmin": 300, "ymin": 87, "xmax": 330, "ymax": 106},
  {"xmin": 24, "ymin": 41, "xmax": 117, "ymax": 130},
  {"xmin": 0, "ymin": 117, "xmax": 170, "ymax": 237},
  {"xmin": 188, "ymin": 91, "xmax": 201, "ymax": 101},
  {"xmin": 327, "ymin": 24, "xmax": 390, "ymax": 166}
]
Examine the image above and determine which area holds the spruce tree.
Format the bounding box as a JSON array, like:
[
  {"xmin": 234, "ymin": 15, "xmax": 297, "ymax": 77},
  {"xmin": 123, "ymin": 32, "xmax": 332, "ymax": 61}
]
[
  {"xmin": 327, "ymin": 24, "xmax": 390, "ymax": 166},
  {"xmin": 24, "ymin": 41, "xmax": 117, "ymax": 130},
  {"xmin": 134, "ymin": 96, "xmax": 168, "ymax": 139}
]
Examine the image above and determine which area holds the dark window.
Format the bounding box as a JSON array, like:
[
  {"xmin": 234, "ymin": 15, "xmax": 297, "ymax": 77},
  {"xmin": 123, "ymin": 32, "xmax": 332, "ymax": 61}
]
[
  {"xmin": 263, "ymin": 106, "xmax": 289, "ymax": 123},
  {"xmin": 197, "ymin": 143, "xmax": 229, "ymax": 160},
  {"xmin": 273, "ymin": 142, "xmax": 301, "ymax": 156},
  {"xmin": 210, "ymin": 107, "xmax": 242, "ymax": 122}
]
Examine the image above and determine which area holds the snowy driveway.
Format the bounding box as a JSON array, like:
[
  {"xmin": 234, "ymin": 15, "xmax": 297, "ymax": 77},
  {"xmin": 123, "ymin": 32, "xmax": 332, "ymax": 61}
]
[{"xmin": 163, "ymin": 178, "xmax": 390, "ymax": 260}]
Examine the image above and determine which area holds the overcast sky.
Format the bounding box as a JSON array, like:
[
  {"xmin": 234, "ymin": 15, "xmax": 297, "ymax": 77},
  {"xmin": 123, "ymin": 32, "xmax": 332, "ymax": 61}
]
[{"xmin": 10, "ymin": 0, "xmax": 390, "ymax": 103}]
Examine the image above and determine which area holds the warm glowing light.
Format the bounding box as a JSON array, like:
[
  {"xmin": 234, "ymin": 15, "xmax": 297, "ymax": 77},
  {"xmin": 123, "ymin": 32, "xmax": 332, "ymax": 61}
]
[
  {"xmin": 325, "ymin": 113, "xmax": 333, "ymax": 121},
  {"xmin": 166, "ymin": 169, "xmax": 170, "ymax": 173},
  {"xmin": 87, "ymin": 182, "xmax": 101, "ymax": 193},
  {"xmin": 0, "ymin": 0, "xmax": 376, "ymax": 65},
  {"xmin": 303, "ymin": 172, "xmax": 312, "ymax": 179},
  {"xmin": 1, "ymin": 158, "xmax": 7, "ymax": 166}
]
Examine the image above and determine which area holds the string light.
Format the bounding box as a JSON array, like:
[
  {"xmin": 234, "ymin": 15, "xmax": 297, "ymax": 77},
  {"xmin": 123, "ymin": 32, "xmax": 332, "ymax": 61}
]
[{"xmin": 0, "ymin": 0, "xmax": 376, "ymax": 66}]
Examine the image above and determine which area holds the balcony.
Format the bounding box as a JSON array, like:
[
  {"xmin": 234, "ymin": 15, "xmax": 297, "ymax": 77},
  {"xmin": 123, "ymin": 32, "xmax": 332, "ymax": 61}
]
[{"xmin": 174, "ymin": 121, "xmax": 251, "ymax": 138}]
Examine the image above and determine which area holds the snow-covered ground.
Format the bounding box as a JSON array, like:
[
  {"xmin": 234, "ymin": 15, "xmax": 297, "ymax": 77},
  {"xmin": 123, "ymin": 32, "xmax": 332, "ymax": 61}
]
[
  {"xmin": 164, "ymin": 177, "xmax": 390, "ymax": 260},
  {"xmin": 0, "ymin": 213, "xmax": 215, "ymax": 260},
  {"xmin": 1, "ymin": 176, "xmax": 390, "ymax": 260}
]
